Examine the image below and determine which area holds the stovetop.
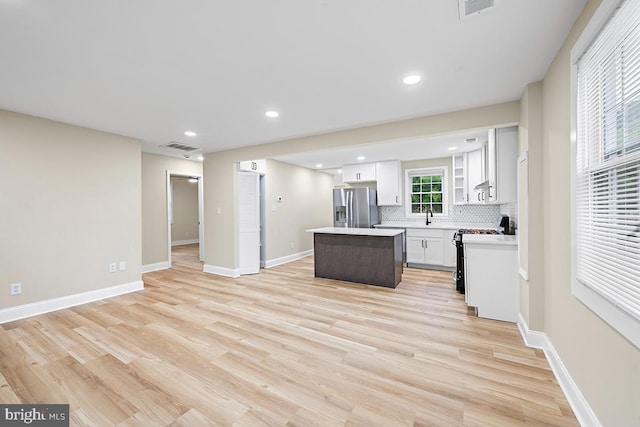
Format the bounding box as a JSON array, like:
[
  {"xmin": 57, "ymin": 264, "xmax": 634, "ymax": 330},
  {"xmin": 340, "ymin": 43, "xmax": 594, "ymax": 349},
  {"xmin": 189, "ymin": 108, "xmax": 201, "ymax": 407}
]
[{"xmin": 458, "ymin": 228, "xmax": 499, "ymax": 235}]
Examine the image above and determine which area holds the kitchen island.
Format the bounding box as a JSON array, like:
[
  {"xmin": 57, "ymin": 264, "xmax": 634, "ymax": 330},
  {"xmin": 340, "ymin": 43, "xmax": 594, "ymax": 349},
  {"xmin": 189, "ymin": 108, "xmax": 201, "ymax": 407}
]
[{"xmin": 306, "ymin": 227, "xmax": 404, "ymax": 288}]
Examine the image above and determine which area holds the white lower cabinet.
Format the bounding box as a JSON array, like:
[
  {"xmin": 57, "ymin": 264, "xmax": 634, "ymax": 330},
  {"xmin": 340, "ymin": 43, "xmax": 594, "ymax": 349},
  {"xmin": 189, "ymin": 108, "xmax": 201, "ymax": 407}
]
[
  {"xmin": 464, "ymin": 241, "xmax": 518, "ymax": 322},
  {"xmin": 407, "ymin": 235, "xmax": 443, "ymax": 265},
  {"xmin": 406, "ymin": 229, "xmax": 448, "ymax": 266}
]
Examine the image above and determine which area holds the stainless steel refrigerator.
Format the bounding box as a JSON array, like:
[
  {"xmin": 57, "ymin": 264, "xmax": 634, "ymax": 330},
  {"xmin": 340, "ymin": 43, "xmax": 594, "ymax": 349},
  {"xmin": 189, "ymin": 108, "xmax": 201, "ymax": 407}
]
[{"xmin": 333, "ymin": 188, "xmax": 379, "ymax": 228}]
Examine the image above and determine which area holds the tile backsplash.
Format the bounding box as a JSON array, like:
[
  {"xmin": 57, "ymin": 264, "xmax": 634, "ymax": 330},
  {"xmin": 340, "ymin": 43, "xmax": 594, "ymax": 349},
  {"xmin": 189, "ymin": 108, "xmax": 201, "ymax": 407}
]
[{"xmin": 379, "ymin": 204, "xmax": 503, "ymax": 224}]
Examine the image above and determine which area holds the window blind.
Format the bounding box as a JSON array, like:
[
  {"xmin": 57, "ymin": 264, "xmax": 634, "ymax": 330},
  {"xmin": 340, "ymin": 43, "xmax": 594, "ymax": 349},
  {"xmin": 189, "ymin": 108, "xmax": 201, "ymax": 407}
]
[{"xmin": 576, "ymin": 0, "xmax": 640, "ymax": 321}]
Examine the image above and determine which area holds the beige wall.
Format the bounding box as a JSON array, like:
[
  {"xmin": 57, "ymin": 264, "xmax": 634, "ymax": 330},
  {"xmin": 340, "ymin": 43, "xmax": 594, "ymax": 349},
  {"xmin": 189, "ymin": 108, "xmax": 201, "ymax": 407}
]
[
  {"xmin": 264, "ymin": 160, "xmax": 333, "ymax": 261},
  {"xmin": 0, "ymin": 109, "xmax": 141, "ymax": 310},
  {"xmin": 141, "ymin": 153, "xmax": 202, "ymax": 266},
  {"xmin": 538, "ymin": 0, "xmax": 640, "ymax": 424},
  {"xmin": 170, "ymin": 177, "xmax": 199, "ymax": 244},
  {"xmin": 204, "ymin": 101, "xmax": 520, "ymax": 270}
]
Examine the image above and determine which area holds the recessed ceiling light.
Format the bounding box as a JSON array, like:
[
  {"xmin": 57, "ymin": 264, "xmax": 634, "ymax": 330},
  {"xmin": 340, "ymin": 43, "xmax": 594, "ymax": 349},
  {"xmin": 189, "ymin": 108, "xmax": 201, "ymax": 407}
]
[
  {"xmin": 337, "ymin": 169, "xmax": 343, "ymax": 174},
  {"xmin": 448, "ymin": 146, "xmax": 458, "ymax": 151},
  {"xmin": 357, "ymin": 156, "xmax": 365, "ymax": 161},
  {"xmin": 315, "ymin": 163, "xmax": 323, "ymax": 168},
  {"xmin": 402, "ymin": 75, "xmax": 421, "ymax": 85},
  {"xmin": 197, "ymin": 155, "xmax": 204, "ymax": 161},
  {"xmin": 265, "ymin": 111, "xmax": 279, "ymax": 118},
  {"xmin": 184, "ymin": 131, "xmax": 197, "ymax": 137}
]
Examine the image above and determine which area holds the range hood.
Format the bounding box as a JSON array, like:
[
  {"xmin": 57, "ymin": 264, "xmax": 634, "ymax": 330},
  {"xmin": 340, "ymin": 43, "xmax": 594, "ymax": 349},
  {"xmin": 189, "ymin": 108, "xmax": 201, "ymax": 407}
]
[{"xmin": 474, "ymin": 180, "xmax": 490, "ymax": 190}]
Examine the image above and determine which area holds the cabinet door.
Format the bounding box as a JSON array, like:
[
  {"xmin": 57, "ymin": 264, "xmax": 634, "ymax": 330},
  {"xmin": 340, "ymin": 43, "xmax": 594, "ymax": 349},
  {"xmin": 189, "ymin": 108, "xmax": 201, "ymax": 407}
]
[
  {"xmin": 467, "ymin": 149, "xmax": 485, "ymax": 204},
  {"xmin": 406, "ymin": 236, "xmax": 426, "ymax": 264},
  {"xmin": 424, "ymin": 237, "xmax": 444, "ymax": 265},
  {"xmin": 342, "ymin": 165, "xmax": 359, "ymax": 182},
  {"xmin": 494, "ymin": 126, "xmax": 518, "ymax": 204},
  {"xmin": 486, "ymin": 129, "xmax": 498, "ymax": 203},
  {"xmin": 376, "ymin": 161, "xmax": 402, "ymax": 206},
  {"xmin": 238, "ymin": 159, "xmax": 266, "ymax": 174},
  {"xmin": 358, "ymin": 163, "xmax": 377, "ymax": 181}
]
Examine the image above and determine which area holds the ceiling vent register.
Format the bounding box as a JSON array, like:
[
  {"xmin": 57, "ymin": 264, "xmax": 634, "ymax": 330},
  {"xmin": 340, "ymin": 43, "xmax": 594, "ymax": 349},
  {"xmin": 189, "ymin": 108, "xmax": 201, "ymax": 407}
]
[
  {"xmin": 160, "ymin": 141, "xmax": 200, "ymax": 152},
  {"xmin": 458, "ymin": 0, "xmax": 495, "ymax": 20}
]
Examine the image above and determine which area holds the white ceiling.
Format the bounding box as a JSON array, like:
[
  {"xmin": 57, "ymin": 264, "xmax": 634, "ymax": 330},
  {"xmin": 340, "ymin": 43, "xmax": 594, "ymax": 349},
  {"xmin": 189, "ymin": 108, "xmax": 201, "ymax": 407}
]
[{"xmin": 0, "ymin": 0, "xmax": 586, "ymax": 162}]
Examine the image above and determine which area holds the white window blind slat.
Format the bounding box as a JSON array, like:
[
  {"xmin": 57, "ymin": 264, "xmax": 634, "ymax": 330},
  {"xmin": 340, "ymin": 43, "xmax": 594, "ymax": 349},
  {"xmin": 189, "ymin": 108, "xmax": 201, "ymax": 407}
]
[{"xmin": 576, "ymin": 0, "xmax": 640, "ymax": 328}]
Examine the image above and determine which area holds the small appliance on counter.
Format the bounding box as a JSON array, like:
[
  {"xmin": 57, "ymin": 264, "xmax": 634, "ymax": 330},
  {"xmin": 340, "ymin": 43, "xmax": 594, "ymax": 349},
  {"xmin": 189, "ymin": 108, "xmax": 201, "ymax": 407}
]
[
  {"xmin": 333, "ymin": 188, "xmax": 379, "ymax": 228},
  {"xmin": 498, "ymin": 215, "xmax": 511, "ymax": 235}
]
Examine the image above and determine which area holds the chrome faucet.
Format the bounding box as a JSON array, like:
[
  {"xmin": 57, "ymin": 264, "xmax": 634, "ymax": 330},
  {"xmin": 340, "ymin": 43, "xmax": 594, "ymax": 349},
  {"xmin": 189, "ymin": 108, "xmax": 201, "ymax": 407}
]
[{"xmin": 425, "ymin": 209, "xmax": 433, "ymax": 225}]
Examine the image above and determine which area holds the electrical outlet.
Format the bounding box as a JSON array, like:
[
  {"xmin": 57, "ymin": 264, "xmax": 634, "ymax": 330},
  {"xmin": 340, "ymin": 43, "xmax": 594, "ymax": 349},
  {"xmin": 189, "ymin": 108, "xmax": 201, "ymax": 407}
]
[
  {"xmin": 119, "ymin": 261, "xmax": 127, "ymax": 271},
  {"xmin": 10, "ymin": 283, "xmax": 22, "ymax": 296},
  {"xmin": 290, "ymin": 242, "xmax": 294, "ymax": 249},
  {"xmin": 109, "ymin": 263, "xmax": 117, "ymax": 273}
]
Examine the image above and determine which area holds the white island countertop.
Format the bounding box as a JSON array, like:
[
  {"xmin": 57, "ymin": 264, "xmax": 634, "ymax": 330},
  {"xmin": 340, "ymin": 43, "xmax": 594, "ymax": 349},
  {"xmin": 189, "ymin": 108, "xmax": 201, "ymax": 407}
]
[
  {"xmin": 463, "ymin": 234, "xmax": 518, "ymax": 246},
  {"xmin": 306, "ymin": 227, "xmax": 404, "ymax": 237}
]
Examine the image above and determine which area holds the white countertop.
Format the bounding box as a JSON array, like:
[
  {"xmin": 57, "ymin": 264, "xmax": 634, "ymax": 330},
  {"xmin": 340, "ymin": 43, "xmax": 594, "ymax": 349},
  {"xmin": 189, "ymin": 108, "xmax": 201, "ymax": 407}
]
[
  {"xmin": 306, "ymin": 227, "xmax": 404, "ymax": 237},
  {"xmin": 462, "ymin": 234, "xmax": 518, "ymax": 246},
  {"xmin": 374, "ymin": 221, "xmax": 497, "ymax": 230}
]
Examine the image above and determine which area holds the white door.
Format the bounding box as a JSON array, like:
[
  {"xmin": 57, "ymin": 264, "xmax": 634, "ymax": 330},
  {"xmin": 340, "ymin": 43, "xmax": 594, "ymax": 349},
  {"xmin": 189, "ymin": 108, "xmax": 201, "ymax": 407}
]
[{"xmin": 238, "ymin": 171, "xmax": 260, "ymax": 275}]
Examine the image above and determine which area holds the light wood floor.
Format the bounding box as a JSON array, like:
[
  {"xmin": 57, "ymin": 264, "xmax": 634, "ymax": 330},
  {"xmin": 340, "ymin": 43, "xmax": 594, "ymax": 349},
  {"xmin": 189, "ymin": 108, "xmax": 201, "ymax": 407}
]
[{"xmin": 0, "ymin": 244, "xmax": 578, "ymax": 426}]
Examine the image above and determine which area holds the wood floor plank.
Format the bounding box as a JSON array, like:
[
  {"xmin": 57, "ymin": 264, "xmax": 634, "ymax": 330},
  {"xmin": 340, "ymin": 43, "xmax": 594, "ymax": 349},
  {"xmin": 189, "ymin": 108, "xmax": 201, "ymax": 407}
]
[{"xmin": 0, "ymin": 244, "xmax": 578, "ymax": 426}]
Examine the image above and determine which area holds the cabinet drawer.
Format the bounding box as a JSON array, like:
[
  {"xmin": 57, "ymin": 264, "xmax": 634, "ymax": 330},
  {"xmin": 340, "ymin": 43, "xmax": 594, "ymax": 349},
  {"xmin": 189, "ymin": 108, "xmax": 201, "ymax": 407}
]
[{"xmin": 405, "ymin": 228, "xmax": 443, "ymax": 238}]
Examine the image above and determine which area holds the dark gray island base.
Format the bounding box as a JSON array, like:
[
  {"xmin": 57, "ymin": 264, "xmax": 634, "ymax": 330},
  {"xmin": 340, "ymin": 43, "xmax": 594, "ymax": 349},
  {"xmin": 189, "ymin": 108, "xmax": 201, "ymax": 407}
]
[{"xmin": 307, "ymin": 227, "xmax": 404, "ymax": 288}]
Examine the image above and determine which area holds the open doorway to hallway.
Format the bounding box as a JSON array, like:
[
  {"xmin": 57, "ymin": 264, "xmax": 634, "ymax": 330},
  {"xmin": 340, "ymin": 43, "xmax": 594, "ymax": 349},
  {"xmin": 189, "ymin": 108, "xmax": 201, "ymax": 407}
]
[
  {"xmin": 167, "ymin": 171, "xmax": 204, "ymax": 268},
  {"xmin": 171, "ymin": 243, "xmax": 202, "ymax": 271}
]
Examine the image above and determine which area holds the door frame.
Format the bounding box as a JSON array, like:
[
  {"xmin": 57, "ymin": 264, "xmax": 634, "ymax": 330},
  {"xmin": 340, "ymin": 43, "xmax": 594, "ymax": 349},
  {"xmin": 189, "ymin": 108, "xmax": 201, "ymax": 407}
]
[{"xmin": 166, "ymin": 170, "xmax": 204, "ymax": 267}]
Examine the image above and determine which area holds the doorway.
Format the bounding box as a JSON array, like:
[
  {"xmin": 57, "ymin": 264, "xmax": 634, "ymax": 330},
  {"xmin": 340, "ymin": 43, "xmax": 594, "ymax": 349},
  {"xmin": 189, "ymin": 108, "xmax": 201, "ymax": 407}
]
[{"xmin": 166, "ymin": 170, "xmax": 204, "ymax": 268}]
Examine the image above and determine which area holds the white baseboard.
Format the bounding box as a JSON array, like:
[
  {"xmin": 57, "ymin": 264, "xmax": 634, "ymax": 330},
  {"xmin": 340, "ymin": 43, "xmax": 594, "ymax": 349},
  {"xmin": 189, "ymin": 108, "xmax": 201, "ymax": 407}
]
[
  {"xmin": 0, "ymin": 280, "xmax": 144, "ymax": 324},
  {"xmin": 203, "ymin": 250, "xmax": 313, "ymax": 277},
  {"xmin": 141, "ymin": 261, "xmax": 170, "ymax": 273},
  {"xmin": 517, "ymin": 314, "xmax": 601, "ymax": 427},
  {"xmin": 171, "ymin": 239, "xmax": 199, "ymax": 247},
  {"xmin": 264, "ymin": 249, "xmax": 313, "ymax": 269},
  {"xmin": 203, "ymin": 264, "xmax": 240, "ymax": 278}
]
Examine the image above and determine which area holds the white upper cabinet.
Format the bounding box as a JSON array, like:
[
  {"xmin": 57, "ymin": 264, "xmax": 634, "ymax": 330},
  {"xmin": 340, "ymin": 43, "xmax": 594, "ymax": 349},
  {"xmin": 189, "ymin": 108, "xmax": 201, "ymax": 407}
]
[
  {"xmin": 238, "ymin": 159, "xmax": 266, "ymax": 174},
  {"xmin": 376, "ymin": 160, "xmax": 402, "ymax": 206},
  {"xmin": 452, "ymin": 126, "xmax": 518, "ymax": 205},
  {"xmin": 489, "ymin": 126, "xmax": 518, "ymax": 204},
  {"xmin": 467, "ymin": 148, "xmax": 486, "ymax": 204},
  {"xmin": 343, "ymin": 163, "xmax": 376, "ymax": 182}
]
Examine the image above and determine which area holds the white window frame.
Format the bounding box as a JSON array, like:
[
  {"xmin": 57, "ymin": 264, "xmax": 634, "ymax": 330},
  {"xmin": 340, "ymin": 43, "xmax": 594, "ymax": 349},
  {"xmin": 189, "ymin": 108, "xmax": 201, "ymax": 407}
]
[
  {"xmin": 404, "ymin": 167, "xmax": 449, "ymax": 218},
  {"xmin": 570, "ymin": 0, "xmax": 640, "ymax": 349}
]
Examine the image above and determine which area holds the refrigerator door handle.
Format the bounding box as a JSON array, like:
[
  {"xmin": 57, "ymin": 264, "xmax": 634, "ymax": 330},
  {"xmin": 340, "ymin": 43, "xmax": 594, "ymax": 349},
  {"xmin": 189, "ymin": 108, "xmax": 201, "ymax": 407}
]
[
  {"xmin": 350, "ymin": 191, "xmax": 354, "ymax": 227},
  {"xmin": 346, "ymin": 191, "xmax": 352, "ymax": 227},
  {"xmin": 345, "ymin": 191, "xmax": 349, "ymax": 227}
]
